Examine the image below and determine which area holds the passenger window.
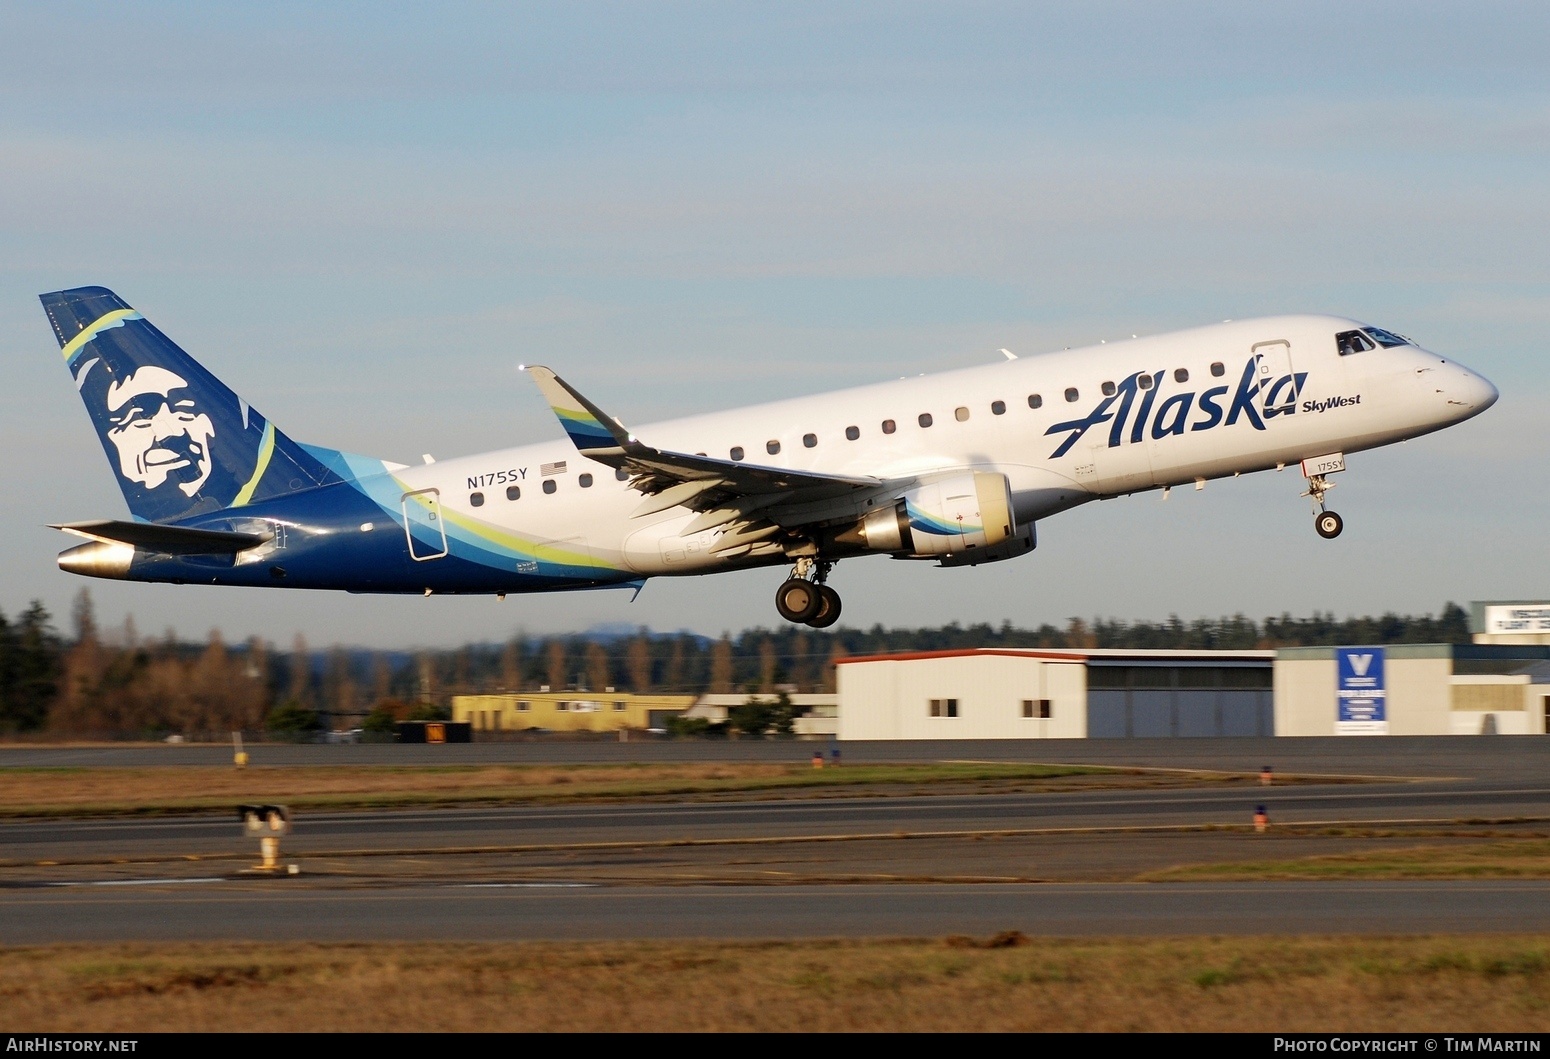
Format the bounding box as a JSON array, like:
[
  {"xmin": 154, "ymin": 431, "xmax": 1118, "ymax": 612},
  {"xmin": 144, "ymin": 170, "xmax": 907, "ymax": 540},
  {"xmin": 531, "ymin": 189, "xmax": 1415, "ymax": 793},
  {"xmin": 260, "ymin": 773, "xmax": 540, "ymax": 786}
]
[
  {"xmin": 730, "ymin": 446, "xmax": 745, "ymax": 461},
  {"xmin": 802, "ymin": 433, "xmax": 817, "ymax": 448},
  {"xmin": 542, "ymin": 479, "xmax": 557, "ymax": 494},
  {"xmin": 1138, "ymin": 374, "xmax": 1153, "ymax": 390},
  {"xmin": 615, "ymin": 468, "xmax": 629, "ymax": 481},
  {"xmin": 1064, "ymin": 387, "xmax": 1079, "ymax": 403},
  {"xmin": 1101, "ymin": 381, "xmax": 1116, "ymax": 397},
  {"xmin": 470, "ymin": 492, "xmax": 485, "ymax": 507},
  {"xmin": 991, "ymin": 400, "xmax": 1005, "ymax": 415},
  {"xmin": 918, "ymin": 413, "xmax": 933, "ymax": 428},
  {"xmin": 882, "ymin": 419, "xmax": 896, "ymax": 434},
  {"xmin": 506, "ymin": 485, "xmax": 521, "ymax": 501},
  {"xmin": 845, "ymin": 425, "xmax": 860, "ymax": 441},
  {"xmin": 1336, "ymin": 330, "xmax": 1376, "ymax": 356},
  {"xmin": 954, "ymin": 407, "xmax": 969, "ymax": 422},
  {"xmin": 579, "ymin": 473, "xmax": 593, "ymax": 488},
  {"xmin": 1028, "ymin": 394, "xmax": 1043, "ymax": 409},
  {"xmin": 766, "ymin": 440, "xmax": 781, "ymax": 455},
  {"xmin": 1174, "ymin": 368, "xmax": 1189, "ymax": 383}
]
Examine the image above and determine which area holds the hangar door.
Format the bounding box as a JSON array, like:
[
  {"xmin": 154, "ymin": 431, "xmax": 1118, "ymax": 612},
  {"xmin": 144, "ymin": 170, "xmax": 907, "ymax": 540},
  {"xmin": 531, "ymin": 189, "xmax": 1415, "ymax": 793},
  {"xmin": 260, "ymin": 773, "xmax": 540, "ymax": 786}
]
[{"xmin": 1086, "ymin": 665, "xmax": 1272, "ymax": 738}]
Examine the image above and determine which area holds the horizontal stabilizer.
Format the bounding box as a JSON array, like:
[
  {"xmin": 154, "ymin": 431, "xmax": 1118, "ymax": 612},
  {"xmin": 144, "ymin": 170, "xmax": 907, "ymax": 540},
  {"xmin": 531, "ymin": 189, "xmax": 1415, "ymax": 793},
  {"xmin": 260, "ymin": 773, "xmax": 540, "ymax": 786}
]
[{"xmin": 51, "ymin": 519, "xmax": 270, "ymax": 555}]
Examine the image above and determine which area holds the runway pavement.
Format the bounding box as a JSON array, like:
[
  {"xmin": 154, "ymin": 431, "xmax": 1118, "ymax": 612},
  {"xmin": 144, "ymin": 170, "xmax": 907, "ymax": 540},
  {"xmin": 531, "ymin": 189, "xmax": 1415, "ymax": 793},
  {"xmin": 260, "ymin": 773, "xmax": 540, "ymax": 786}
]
[
  {"xmin": 4, "ymin": 737, "xmax": 1549, "ymax": 941},
  {"xmin": 5, "ymin": 880, "xmax": 1550, "ymax": 943},
  {"xmin": 5, "ymin": 734, "xmax": 1550, "ymax": 778},
  {"xmin": 4, "ymin": 774, "xmax": 1549, "ymax": 861}
]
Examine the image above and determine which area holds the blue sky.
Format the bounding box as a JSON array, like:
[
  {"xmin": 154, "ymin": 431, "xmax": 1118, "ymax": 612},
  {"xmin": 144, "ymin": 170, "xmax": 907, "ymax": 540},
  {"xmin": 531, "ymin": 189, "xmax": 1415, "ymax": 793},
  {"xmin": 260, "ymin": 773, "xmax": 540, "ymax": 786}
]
[{"xmin": 2, "ymin": 2, "xmax": 1547, "ymax": 647}]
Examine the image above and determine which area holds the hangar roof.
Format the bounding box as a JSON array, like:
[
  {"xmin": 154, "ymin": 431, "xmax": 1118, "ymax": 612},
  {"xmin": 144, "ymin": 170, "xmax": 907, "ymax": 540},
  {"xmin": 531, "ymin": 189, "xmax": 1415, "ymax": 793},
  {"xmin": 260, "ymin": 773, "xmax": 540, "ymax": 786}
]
[
  {"xmin": 833, "ymin": 648, "xmax": 1275, "ymax": 666},
  {"xmin": 1277, "ymin": 643, "xmax": 1550, "ymax": 661}
]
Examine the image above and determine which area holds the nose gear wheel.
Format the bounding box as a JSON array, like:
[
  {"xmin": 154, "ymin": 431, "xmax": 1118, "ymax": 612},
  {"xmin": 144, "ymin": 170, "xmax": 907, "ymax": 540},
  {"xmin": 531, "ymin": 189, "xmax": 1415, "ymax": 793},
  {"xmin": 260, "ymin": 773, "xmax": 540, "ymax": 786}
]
[{"xmin": 1302, "ymin": 473, "xmax": 1344, "ymax": 539}]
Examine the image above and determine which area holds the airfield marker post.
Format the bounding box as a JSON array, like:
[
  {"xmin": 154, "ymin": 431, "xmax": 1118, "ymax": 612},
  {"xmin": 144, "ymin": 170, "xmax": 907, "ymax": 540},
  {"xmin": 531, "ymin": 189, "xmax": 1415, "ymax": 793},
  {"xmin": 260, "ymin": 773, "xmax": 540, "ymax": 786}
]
[{"xmin": 240, "ymin": 804, "xmax": 297, "ymax": 874}]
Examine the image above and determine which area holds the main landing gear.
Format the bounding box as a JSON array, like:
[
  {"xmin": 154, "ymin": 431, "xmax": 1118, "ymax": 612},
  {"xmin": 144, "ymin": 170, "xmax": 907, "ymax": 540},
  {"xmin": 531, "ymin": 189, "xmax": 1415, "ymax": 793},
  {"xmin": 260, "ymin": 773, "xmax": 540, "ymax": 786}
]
[{"xmin": 775, "ymin": 558, "xmax": 841, "ymax": 628}]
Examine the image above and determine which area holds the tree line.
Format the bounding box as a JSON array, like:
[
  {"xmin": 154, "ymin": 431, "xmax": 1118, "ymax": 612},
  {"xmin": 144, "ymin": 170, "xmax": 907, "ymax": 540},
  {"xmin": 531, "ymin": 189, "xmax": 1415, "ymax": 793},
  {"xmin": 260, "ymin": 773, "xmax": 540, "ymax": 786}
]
[{"xmin": 0, "ymin": 592, "xmax": 1474, "ymax": 739}]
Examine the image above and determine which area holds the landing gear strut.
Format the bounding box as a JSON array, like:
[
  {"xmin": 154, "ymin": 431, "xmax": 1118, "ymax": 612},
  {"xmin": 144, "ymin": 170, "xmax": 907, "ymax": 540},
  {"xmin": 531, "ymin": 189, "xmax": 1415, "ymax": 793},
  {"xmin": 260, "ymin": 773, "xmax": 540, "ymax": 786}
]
[
  {"xmin": 775, "ymin": 558, "xmax": 841, "ymax": 628},
  {"xmin": 1301, "ymin": 470, "xmax": 1343, "ymax": 539}
]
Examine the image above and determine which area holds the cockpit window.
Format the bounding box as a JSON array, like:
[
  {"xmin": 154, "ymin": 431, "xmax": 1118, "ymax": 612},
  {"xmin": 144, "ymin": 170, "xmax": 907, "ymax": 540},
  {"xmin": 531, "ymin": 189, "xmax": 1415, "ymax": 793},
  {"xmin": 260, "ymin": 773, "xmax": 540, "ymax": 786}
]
[
  {"xmin": 1335, "ymin": 330, "xmax": 1376, "ymax": 356},
  {"xmin": 1363, "ymin": 327, "xmax": 1409, "ymax": 348}
]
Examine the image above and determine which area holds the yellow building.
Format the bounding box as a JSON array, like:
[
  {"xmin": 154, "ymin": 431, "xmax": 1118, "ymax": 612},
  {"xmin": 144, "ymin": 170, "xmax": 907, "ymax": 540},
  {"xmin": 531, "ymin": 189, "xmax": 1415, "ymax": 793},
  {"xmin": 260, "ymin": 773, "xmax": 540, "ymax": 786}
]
[{"xmin": 452, "ymin": 692, "xmax": 697, "ymax": 733}]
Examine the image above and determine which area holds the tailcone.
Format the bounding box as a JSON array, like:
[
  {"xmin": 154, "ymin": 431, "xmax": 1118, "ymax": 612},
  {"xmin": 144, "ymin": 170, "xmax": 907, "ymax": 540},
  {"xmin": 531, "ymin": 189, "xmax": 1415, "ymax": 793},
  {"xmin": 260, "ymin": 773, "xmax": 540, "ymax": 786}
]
[{"xmin": 58, "ymin": 540, "xmax": 134, "ymax": 579}]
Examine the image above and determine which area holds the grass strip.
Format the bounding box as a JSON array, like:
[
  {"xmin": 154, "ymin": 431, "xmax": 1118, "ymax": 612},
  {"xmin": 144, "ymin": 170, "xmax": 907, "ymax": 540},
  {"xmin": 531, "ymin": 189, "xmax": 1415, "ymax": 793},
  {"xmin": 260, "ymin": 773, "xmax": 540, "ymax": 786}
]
[
  {"xmin": 6, "ymin": 935, "xmax": 1550, "ymax": 1031},
  {"xmin": 0, "ymin": 761, "xmax": 1259, "ymax": 818},
  {"xmin": 1144, "ymin": 838, "xmax": 1550, "ymax": 881}
]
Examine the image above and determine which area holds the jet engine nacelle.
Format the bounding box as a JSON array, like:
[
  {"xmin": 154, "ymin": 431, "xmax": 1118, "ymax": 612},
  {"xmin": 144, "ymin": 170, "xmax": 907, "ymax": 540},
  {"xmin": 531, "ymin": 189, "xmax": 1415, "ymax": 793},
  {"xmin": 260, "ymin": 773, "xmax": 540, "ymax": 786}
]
[{"xmin": 832, "ymin": 471, "xmax": 1017, "ymax": 558}]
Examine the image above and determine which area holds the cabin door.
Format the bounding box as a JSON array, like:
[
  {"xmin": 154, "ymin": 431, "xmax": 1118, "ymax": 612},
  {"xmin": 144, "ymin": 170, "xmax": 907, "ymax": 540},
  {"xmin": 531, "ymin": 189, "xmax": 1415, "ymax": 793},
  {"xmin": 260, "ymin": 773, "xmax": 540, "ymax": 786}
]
[
  {"xmin": 401, "ymin": 488, "xmax": 449, "ymax": 561},
  {"xmin": 1251, "ymin": 340, "xmax": 1298, "ymax": 419}
]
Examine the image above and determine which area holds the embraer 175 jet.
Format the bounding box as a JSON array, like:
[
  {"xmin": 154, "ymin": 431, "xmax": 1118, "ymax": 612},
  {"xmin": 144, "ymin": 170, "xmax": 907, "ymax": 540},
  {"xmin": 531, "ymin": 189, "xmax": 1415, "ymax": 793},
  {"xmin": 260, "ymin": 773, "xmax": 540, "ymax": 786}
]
[{"xmin": 42, "ymin": 286, "xmax": 1497, "ymax": 626}]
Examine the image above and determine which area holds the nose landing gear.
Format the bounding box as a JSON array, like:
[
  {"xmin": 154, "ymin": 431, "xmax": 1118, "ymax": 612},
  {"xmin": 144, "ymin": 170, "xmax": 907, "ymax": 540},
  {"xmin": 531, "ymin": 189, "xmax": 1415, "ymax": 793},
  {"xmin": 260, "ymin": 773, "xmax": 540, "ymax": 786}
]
[
  {"xmin": 1299, "ymin": 454, "xmax": 1346, "ymax": 539},
  {"xmin": 775, "ymin": 558, "xmax": 841, "ymax": 627}
]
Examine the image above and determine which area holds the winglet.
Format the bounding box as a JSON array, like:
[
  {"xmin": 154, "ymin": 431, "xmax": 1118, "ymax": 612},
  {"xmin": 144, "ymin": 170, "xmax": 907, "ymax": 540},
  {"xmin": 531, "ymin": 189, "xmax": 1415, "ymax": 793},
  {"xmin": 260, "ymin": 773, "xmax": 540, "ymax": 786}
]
[{"xmin": 526, "ymin": 366, "xmax": 634, "ymax": 458}]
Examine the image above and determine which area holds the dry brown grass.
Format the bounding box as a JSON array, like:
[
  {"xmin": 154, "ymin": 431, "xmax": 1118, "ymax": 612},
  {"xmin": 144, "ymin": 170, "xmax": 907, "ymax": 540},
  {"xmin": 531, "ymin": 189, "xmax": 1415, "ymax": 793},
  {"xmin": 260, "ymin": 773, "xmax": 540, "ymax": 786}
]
[
  {"xmin": 0, "ymin": 761, "xmax": 1198, "ymax": 817},
  {"xmin": 1146, "ymin": 838, "xmax": 1550, "ymax": 881},
  {"xmin": 4, "ymin": 935, "xmax": 1550, "ymax": 1031}
]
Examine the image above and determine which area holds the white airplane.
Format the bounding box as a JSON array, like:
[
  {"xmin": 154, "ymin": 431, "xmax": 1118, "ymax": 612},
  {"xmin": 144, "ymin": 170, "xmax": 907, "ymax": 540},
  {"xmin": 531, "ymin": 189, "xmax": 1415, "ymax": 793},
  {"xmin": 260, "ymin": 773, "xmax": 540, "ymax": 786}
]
[{"xmin": 44, "ymin": 286, "xmax": 1497, "ymax": 626}]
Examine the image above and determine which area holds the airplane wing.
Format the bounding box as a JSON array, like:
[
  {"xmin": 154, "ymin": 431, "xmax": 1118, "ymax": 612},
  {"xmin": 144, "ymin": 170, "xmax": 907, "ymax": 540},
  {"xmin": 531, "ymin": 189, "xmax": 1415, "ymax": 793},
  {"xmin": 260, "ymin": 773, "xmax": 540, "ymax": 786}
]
[
  {"xmin": 51, "ymin": 519, "xmax": 271, "ymax": 555},
  {"xmin": 526, "ymin": 366, "xmax": 889, "ymax": 553}
]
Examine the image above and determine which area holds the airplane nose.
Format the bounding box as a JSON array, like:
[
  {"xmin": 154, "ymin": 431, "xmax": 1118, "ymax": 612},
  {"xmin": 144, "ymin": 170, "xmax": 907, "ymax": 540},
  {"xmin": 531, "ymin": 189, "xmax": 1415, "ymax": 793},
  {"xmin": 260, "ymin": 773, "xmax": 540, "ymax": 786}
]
[
  {"xmin": 1437, "ymin": 363, "xmax": 1498, "ymax": 420},
  {"xmin": 1459, "ymin": 367, "xmax": 1499, "ymax": 412}
]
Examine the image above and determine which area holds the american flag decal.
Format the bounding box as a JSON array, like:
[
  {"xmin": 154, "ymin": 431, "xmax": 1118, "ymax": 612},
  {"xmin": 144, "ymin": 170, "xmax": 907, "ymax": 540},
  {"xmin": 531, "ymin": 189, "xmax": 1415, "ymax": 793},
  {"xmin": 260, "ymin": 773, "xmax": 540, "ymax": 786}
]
[{"xmin": 541, "ymin": 461, "xmax": 567, "ymax": 477}]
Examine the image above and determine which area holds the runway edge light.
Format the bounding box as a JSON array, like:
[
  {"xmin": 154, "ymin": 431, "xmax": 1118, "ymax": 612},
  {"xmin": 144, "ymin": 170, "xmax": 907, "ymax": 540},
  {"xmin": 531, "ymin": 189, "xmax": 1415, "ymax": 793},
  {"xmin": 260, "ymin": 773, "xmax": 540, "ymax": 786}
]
[{"xmin": 238, "ymin": 803, "xmax": 297, "ymax": 874}]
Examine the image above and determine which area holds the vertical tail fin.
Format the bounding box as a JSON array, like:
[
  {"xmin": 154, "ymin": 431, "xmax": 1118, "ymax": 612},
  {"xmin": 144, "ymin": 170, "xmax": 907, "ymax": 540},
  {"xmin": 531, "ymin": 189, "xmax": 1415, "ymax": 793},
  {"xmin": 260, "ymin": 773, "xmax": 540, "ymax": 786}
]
[{"xmin": 41, "ymin": 286, "xmax": 340, "ymax": 523}]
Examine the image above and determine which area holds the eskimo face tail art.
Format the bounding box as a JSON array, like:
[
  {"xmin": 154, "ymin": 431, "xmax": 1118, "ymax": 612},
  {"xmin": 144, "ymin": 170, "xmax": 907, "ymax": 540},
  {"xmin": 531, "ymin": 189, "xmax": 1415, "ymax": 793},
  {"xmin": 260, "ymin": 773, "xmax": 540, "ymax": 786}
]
[
  {"xmin": 43, "ymin": 286, "xmax": 339, "ymax": 523},
  {"xmin": 41, "ymin": 287, "xmax": 1497, "ymax": 624}
]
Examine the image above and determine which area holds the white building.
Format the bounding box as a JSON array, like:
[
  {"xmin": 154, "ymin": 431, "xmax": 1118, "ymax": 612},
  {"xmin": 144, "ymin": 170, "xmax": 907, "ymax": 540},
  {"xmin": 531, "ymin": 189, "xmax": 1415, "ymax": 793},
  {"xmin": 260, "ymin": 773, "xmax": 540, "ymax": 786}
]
[
  {"xmin": 836, "ymin": 648, "xmax": 1275, "ymax": 740},
  {"xmin": 835, "ymin": 638, "xmax": 1550, "ymax": 740},
  {"xmin": 1472, "ymin": 601, "xmax": 1550, "ymax": 646},
  {"xmin": 682, "ymin": 693, "xmax": 838, "ymax": 737},
  {"xmin": 1275, "ymin": 644, "xmax": 1550, "ymax": 736}
]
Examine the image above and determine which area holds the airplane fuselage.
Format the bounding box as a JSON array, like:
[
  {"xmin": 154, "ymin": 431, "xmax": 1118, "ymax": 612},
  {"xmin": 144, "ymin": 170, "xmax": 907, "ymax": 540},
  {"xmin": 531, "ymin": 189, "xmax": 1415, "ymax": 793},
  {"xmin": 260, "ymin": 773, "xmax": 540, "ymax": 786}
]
[{"xmin": 60, "ymin": 312, "xmax": 1495, "ymax": 603}]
